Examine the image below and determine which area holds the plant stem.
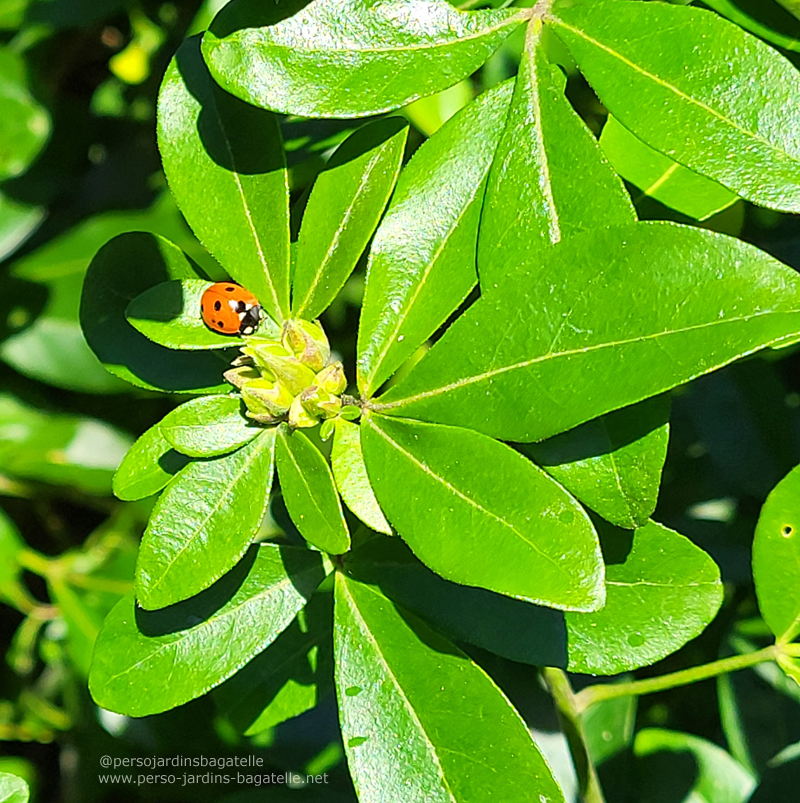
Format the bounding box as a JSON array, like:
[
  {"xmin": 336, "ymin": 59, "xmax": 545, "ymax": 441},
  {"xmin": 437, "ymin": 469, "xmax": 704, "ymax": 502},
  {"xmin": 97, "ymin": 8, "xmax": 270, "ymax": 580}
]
[
  {"xmin": 542, "ymin": 667, "xmax": 606, "ymax": 803},
  {"xmin": 574, "ymin": 645, "xmax": 779, "ymax": 712}
]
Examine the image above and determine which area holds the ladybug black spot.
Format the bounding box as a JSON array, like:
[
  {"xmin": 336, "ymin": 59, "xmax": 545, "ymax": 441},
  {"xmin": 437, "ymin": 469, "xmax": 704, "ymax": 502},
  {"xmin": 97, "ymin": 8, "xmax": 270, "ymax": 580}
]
[
  {"xmin": 225, "ymin": 286, "xmax": 235, "ymax": 292},
  {"xmin": 214, "ymin": 300, "xmax": 221, "ymax": 311}
]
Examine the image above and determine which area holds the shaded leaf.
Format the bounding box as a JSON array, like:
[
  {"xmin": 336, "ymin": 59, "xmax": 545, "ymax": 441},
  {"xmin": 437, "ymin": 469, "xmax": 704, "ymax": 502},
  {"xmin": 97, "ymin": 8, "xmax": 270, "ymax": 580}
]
[
  {"xmin": 81, "ymin": 232, "xmax": 231, "ymax": 394},
  {"xmin": 202, "ymin": 0, "xmax": 525, "ymax": 118},
  {"xmin": 4, "ymin": 193, "xmax": 215, "ymax": 393},
  {"xmin": 600, "ymin": 115, "xmax": 737, "ymax": 222},
  {"xmin": 136, "ymin": 428, "xmax": 277, "ymax": 609},
  {"xmin": 522, "ymin": 396, "xmax": 670, "ymax": 530},
  {"xmin": 334, "ymin": 573, "xmax": 565, "ymax": 803},
  {"xmin": 160, "ymin": 394, "xmax": 259, "ymax": 457},
  {"xmin": 581, "ymin": 696, "xmax": 637, "ymax": 767},
  {"xmin": 548, "ymin": 0, "xmax": 800, "ymax": 212},
  {"xmin": 703, "ymin": 0, "xmax": 800, "ymax": 54},
  {"xmin": 276, "ymin": 426, "xmax": 350, "ymax": 555},
  {"xmin": 479, "ymin": 22, "xmax": 634, "ymax": 288},
  {"xmin": 89, "ymin": 544, "xmax": 328, "ymax": 716},
  {"xmin": 357, "ymin": 81, "xmax": 514, "ymax": 396},
  {"xmin": 292, "ymin": 118, "xmax": 408, "ymax": 320},
  {"xmin": 753, "ymin": 463, "xmax": 800, "ymax": 642},
  {"xmin": 0, "ymin": 510, "xmax": 31, "ymax": 612},
  {"xmin": 332, "ymin": 419, "xmax": 391, "ymax": 535},
  {"xmin": 361, "ymin": 414, "xmax": 604, "ymax": 611},
  {"xmin": 634, "ymin": 729, "xmax": 756, "ymax": 803},
  {"xmin": 159, "ymin": 36, "xmax": 290, "ymax": 323},
  {"xmin": 375, "ymin": 222, "xmax": 800, "ymax": 442}
]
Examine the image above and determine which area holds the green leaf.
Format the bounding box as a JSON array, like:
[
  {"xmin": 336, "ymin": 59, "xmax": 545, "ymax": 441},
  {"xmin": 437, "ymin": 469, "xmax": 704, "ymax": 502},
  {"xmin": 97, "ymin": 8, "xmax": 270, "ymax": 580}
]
[
  {"xmin": 548, "ymin": 0, "xmax": 800, "ymax": 212},
  {"xmin": 0, "ymin": 48, "xmax": 49, "ymax": 181},
  {"xmin": 81, "ymin": 231, "xmax": 232, "ymax": 394},
  {"xmin": 478, "ymin": 22, "xmax": 634, "ymax": 289},
  {"xmin": 292, "ymin": 119, "xmax": 408, "ymax": 320},
  {"xmin": 361, "ymin": 414, "xmax": 604, "ymax": 611},
  {"xmin": 0, "ymin": 772, "xmax": 29, "ymax": 803},
  {"xmin": 126, "ymin": 280, "xmax": 250, "ymax": 350},
  {"xmin": 332, "ymin": 419, "xmax": 391, "ymax": 535},
  {"xmin": 202, "ymin": 0, "xmax": 525, "ymax": 118},
  {"xmin": 344, "ymin": 535, "xmax": 570, "ymax": 667},
  {"xmin": 113, "ymin": 422, "xmax": 190, "ymax": 501},
  {"xmin": 633, "ymin": 729, "xmax": 756, "ymax": 803},
  {"xmin": 702, "ymin": 0, "xmax": 800, "ymax": 54},
  {"xmin": 89, "ymin": 543, "xmax": 328, "ymax": 716},
  {"xmin": 564, "ymin": 521, "xmax": 723, "ymax": 675},
  {"xmin": 334, "ymin": 573, "xmax": 566, "ymax": 803},
  {"xmin": 158, "ymin": 36, "xmax": 290, "ymax": 323},
  {"xmin": 0, "ymin": 394, "xmax": 131, "ymax": 495},
  {"xmin": 357, "ymin": 81, "xmax": 514, "ymax": 397},
  {"xmin": 136, "ymin": 428, "xmax": 277, "ymax": 609},
  {"xmin": 600, "ymin": 115, "xmax": 738, "ymax": 222},
  {"xmin": 0, "ymin": 192, "xmax": 43, "ymax": 262},
  {"xmin": 375, "ymin": 222, "xmax": 800, "ymax": 442},
  {"xmin": 214, "ymin": 591, "xmax": 332, "ymax": 735},
  {"xmin": 3, "ymin": 193, "xmax": 215, "ymax": 393},
  {"xmin": 521, "ymin": 396, "xmax": 670, "ymax": 530},
  {"xmin": 276, "ymin": 426, "xmax": 350, "ymax": 555},
  {"xmin": 160, "ymin": 394, "xmax": 259, "ymax": 458},
  {"xmin": 753, "ymin": 463, "xmax": 800, "ymax": 643},
  {"xmin": 346, "ymin": 523, "xmax": 722, "ymax": 675}
]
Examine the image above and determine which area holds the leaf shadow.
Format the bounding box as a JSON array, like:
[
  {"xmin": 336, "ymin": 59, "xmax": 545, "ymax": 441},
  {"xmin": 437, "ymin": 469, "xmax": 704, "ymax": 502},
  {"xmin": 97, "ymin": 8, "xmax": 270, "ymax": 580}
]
[
  {"xmin": 634, "ymin": 748, "xmax": 699, "ymax": 803},
  {"xmin": 345, "ymin": 536, "xmax": 570, "ymax": 668},
  {"xmin": 83, "ymin": 231, "xmax": 232, "ymax": 392},
  {"xmin": 0, "ymin": 274, "xmax": 48, "ymax": 344},
  {"xmin": 135, "ymin": 546, "xmax": 258, "ymax": 637},
  {"xmin": 519, "ymin": 395, "xmax": 670, "ymax": 467},
  {"xmin": 174, "ymin": 36, "xmax": 284, "ymax": 177},
  {"xmin": 214, "ymin": 591, "xmax": 333, "ymax": 733}
]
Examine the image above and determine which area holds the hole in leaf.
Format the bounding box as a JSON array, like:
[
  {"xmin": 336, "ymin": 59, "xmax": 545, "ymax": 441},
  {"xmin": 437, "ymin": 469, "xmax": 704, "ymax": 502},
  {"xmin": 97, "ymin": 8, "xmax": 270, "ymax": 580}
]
[{"xmin": 783, "ymin": 525, "xmax": 793, "ymax": 537}]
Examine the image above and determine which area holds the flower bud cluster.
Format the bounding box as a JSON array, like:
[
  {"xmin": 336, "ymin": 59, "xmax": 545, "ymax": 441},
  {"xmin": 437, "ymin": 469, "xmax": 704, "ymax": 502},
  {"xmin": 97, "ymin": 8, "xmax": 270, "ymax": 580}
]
[{"xmin": 224, "ymin": 319, "xmax": 354, "ymax": 429}]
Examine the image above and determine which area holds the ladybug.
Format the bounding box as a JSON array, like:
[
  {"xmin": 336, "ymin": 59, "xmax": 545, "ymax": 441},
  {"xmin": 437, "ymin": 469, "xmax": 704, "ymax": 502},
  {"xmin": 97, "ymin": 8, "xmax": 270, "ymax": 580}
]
[{"xmin": 201, "ymin": 282, "xmax": 262, "ymax": 336}]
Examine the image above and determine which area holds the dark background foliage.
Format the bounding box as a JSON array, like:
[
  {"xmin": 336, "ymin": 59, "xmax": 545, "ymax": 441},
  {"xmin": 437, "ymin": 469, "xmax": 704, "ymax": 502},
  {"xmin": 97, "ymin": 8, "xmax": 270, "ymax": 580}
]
[{"xmin": 3, "ymin": 0, "xmax": 800, "ymax": 801}]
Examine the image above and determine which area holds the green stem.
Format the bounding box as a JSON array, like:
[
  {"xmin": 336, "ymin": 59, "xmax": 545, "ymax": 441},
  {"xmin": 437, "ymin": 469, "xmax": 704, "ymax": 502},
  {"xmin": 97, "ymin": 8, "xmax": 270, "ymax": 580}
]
[
  {"xmin": 542, "ymin": 668, "xmax": 606, "ymax": 803},
  {"xmin": 574, "ymin": 645, "xmax": 779, "ymax": 713}
]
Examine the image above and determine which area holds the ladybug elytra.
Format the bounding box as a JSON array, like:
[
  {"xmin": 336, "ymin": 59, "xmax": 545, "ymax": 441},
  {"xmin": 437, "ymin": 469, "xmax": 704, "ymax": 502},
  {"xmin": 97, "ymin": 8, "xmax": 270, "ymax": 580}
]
[{"xmin": 201, "ymin": 282, "xmax": 262, "ymax": 336}]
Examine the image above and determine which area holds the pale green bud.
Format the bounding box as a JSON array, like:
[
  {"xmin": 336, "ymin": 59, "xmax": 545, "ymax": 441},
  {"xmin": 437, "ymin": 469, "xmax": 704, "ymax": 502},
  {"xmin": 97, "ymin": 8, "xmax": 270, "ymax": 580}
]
[
  {"xmin": 243, "ymin": 340, "xmax": 316, "ymax": 396},
  {"xmin": 288, "ymin": 395, "xmax": 319, "ymax": 429},
  {"xmin": 301, "ymin": 385, "xmax": 342, "ymax": 419},
  {"xmin": 241, "ymin": 378, "xmax": 294, "ymax": 418},
  {"xmin": 314, "ymin": 361, "xmax": 347, "ymax": 395},
  {"xmin": 282, "ymin": 319, "xmax": 331, "ymax": 372},
  {"xmin": 223, "ymin": 365, "xmax": 261, "ymax": 390}
]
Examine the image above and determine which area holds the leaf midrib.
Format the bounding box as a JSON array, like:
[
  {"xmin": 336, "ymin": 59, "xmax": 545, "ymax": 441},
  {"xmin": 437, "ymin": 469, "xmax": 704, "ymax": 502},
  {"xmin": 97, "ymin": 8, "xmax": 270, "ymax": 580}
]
[
  {"xmin": 374, "ymin": 308, "xmax": 800, "ymax": 410},
  {"xmin": 143, "ymin": 433, "xmax": 270, "ymax": 601},
  {"xmin": 339, "ymin": 578, "xmax": 459, "ymax": 803},
  {"xmin": 295, "ymin": 147, "xmax": 386, "ymax": 316},
  {"xmin": 366, "ymin": 417, "xmax": 574, "ymax": 583}
]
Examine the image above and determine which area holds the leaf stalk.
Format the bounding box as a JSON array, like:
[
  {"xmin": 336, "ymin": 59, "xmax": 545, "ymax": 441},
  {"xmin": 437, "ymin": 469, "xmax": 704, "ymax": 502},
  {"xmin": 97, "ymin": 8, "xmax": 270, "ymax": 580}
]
[{"xmin": 574, "ymin": 644, "xmax": 781, "ymax": 712}]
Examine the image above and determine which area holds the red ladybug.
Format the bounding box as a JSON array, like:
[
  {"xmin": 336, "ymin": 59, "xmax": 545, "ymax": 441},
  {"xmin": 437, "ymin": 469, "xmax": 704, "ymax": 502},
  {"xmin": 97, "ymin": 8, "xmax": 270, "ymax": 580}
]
[{"xmin": 201, "ymin": 283, "xmax": 262, "ymax": 336}]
